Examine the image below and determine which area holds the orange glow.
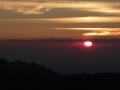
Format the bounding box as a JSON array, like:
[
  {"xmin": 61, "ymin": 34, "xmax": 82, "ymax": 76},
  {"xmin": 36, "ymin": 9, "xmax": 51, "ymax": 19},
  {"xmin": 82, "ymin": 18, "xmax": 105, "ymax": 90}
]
[
  {"xmin": 83, "ymin": 31, "xmax": 110, "ymax": 36},
  {"xmin": 40, "ymin": 17, "xmax": 120, "ymax": 23},
  {"xmin": 84, "ymin": 41, "xmax": 92, "ymax": 47}
]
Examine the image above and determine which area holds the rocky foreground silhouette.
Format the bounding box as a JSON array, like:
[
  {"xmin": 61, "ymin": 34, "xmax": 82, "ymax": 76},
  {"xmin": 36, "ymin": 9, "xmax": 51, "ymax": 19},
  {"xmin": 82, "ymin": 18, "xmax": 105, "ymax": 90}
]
[{"xmin": 0, "ymin": 58, "xmax": 120, "ymax": 90}]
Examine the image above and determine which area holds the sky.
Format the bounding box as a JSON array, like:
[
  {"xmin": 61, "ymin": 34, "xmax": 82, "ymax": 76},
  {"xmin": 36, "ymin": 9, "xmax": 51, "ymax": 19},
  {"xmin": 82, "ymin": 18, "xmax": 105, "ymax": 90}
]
[
  {"xmin": 0, "ymin": 0, "xmax": 120, "ymax": 39},
  {"xmin": 1, "ymin": 40, "xmax": 120, "ymax": 74},
  {"xmin": 0, "ymin": 0, "xmax": 120, "ymax": 74}
]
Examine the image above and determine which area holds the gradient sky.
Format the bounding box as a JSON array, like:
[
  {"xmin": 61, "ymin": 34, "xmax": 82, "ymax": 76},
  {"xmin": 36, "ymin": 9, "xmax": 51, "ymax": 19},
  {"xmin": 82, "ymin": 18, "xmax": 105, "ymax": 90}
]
[
  {"xmin": 0, "ymin": 0, "xmax": 120, "ymax": 74},
  {"xmin": 0, "ymin": 0, "xmax": 120, "ymax": 39}
]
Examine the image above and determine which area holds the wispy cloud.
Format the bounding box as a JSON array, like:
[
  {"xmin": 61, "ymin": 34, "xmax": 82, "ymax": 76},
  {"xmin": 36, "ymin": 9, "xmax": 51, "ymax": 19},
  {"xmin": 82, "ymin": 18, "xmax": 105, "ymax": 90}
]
[
  {"xmin": 40, "ymin": 17, "xmax": 120, "ymax": 23},
  {"xmin": 1, "ymin": 17, "xmax": 120, "ymax": 23},
  {"xmin": 0, "ymin": 1, "xmax": 120, "ymax": 16},
  {"xmin": 0, "ymin": 1, "xmax": 51, "ymax": 14},
  {"xmin": 52, "ymin": 28, "xmax": 120, "ymax": 36},
  {"xmin": 71, "ymin": 2, "xmax": 120, "ymax": 15},
  {"xmin": 83, "ymin": 30, "xmax": 120, "ymax": 36},
  {"xmin": 53, "ymin": 28, "xmax": 120, "ymax": 31},
  {"xmin": 54, "ymin": 28, "xmax": 120, "ymax": 36}
]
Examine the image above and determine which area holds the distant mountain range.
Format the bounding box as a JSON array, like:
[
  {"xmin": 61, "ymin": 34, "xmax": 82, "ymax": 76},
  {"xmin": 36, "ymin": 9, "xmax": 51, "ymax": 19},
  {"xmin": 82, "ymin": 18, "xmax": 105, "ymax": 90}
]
[{"xmin": 0, "ymin": 58, "xmax": 120, "ymax": 89}]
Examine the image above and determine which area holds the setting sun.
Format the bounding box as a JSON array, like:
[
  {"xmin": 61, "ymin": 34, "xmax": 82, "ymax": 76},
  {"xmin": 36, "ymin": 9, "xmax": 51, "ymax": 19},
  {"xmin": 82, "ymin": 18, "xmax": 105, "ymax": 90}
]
[{"xmin": 84, "ymin": 41, "xmax": 92, "ymax": 46}]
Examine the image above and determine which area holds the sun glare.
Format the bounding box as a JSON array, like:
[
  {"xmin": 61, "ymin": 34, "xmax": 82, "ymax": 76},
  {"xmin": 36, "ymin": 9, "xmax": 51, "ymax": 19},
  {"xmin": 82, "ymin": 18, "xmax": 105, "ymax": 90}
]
[{"xmin": 84, "ymin": 41, "xmax": 92, "ymax": 47}]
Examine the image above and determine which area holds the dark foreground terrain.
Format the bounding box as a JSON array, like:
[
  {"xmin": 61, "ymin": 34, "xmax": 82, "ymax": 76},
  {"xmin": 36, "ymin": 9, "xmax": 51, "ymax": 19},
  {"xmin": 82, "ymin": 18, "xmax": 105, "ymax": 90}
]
[{"xmin": 0, "ymin": 58, "xmax": 120, "ymax": 90}]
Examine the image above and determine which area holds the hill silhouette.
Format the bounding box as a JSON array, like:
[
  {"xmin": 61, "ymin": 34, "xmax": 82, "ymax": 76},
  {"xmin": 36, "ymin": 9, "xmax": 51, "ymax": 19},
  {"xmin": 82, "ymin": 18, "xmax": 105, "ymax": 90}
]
[{"xmin": 0, "ymin": 58, "xmax": 120, "ymax": 90}]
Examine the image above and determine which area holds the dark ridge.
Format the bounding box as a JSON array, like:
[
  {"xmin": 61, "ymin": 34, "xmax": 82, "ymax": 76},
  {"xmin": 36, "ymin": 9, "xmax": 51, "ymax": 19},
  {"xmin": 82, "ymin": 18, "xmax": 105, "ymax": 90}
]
[
  {"xmin": 0, "ymin": 58, "xmax": 60, "ymax": 78},
  {"xmin": 0, "ymin": 58, "xmax": 120, "ymax": 89}
]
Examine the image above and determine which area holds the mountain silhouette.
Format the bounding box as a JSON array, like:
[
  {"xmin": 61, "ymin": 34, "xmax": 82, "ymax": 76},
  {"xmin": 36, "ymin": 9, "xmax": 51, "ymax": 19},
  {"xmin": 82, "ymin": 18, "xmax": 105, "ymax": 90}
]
[
  {"xmin": 0, "ymin": 58, "xmax": 120, "ymax": 90},
  {"xmin": 0, "ymin": 58, "xmax": 60, "ymax": 78}
]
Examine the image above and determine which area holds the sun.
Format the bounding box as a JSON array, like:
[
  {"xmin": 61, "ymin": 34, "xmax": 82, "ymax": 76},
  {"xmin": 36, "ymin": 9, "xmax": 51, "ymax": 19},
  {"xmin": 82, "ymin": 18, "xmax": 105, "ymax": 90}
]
[{"xmin": 84, "ymin": 41, "xmax": 92, "ymax": 46}]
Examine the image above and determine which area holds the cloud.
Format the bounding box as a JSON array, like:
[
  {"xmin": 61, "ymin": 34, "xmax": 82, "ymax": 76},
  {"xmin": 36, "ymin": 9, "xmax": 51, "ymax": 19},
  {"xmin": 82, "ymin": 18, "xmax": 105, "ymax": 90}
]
[
  {"xmin": 1, "ymin": 0, "xmax": 120, "ymax": 2},
  {"xmin": 53, "ymin": 28, "xmax": 120, "ymax": 36},
  {"xmin": 40, "ymin": 17, "xmax": 120, "ymax": 23},
  {"xmin": 0, "ymin": 1, "xmax": 51, "ymax": 14},
  {"xmin": 0, "ymin": 1, "xmax": 120, "ymax": 16},
  {"xmin": 83, "ymin": 30, "xmax": 120, "ymax": 36},
  {"xmin": 72, "ymin": 2, "xmax": 120, "ymax": 15},
  {"xmin": 53, "ymin": 28, "xmax": 120, "ymax": 31}
]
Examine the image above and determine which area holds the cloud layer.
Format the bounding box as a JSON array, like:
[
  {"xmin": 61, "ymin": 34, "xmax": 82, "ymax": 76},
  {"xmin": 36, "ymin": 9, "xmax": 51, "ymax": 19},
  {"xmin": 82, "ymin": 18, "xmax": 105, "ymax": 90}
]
[
  {"xmin": 0, "ymin": 1, "xmax": 120, "ymax": 39},
  {"xmin": 0, "ymin": 1, "xmax": 120, "ymax": 16}
]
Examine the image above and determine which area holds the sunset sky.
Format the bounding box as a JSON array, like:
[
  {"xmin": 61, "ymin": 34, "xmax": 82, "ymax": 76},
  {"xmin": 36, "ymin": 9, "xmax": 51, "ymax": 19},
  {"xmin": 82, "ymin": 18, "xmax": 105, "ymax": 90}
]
[
  {"xmin": 0, "ymin": 0, "xmax": 120, "ymax": 74},
  {"xmin": 0, "ymin": 0, "xmax": 120, "ymax": 39}
]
